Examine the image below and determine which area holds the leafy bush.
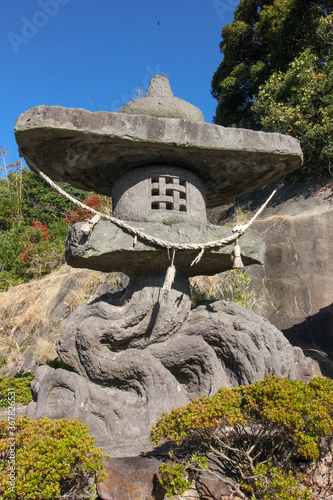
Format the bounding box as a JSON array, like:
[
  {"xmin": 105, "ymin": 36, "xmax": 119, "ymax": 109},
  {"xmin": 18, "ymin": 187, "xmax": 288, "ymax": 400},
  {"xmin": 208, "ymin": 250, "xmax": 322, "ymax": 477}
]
[
  {"xmin": 0, "ymin": 151, "xmax": 112, "ymax": 291},
  {"xmin": 253, "ymin": 48, "xmax": 333, "ymax": 176},
  {"xmin": 244, "ymin": 463, "xmax": 311, "ymax": 500},
  {"xmin": 190, "ymin": 282, "xmax": 217, "ymax": 308},
  {"xmin": 159, "ymin": 452, "xmax": 207, "ymax": 498},
  {"xmin": 221, "ymin": 268, "xmax": 255, "ymax": 309},
  {"xmin": 0, "ymin": 220, "xmax": 66, "ymax": 291},
  {"xmin": 158, "ymin": 463, "xmax": 191, "ymax": 499},
  {"xmin": 0, "ymin": 416, "xmax": 109, "ymax": 499},
  {"xmin": 0, "ymin": 374, "xmax": 34, "ymax": 408},
  {"xmin": 151, "ymin": 376, "xmax": 333, "ymax": 498}
]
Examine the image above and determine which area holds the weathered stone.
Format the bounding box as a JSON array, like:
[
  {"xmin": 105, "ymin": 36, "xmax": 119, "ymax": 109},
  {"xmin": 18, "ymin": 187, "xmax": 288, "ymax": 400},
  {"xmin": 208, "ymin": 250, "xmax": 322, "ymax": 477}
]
[
  {"xmin": 112, "ymin": 165, "xmax": 207, "ymax": 224},
  {"xmin": 179, "ymin": 300, "xmax": 313, "ymax": 387},
  {"xmin": 197, "ymin": 471, "xmax": 233, "ymax": 499},
  {"xmin": 208, "ymin": 179, "xmax": 333, "ymax": 374},
  {"xmin": 118, "ymin": 74, "xmax": 204, "ymax": 122},
  {"xmin": 65, "ymin": 219, "xmax": 265, "ymax": 277},
  {"xmin": 15, "ymin": 107, "xmax": 302, "ymax": 207},
  {"xmin": 27, "ymin": 282, "xmax": 313, "ymax": 456},
  {"xmin": 17, "ymin": 76, "xmax": 311, "ymax": 489},
  {"xmin": 97, "ymin": 457, "xmax": 165, "ymax": 500}
]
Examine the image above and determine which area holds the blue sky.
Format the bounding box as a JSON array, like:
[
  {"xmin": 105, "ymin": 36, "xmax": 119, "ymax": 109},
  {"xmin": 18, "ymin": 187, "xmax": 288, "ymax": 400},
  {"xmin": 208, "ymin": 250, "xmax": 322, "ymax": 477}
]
[{"xmin": 1, "ymin": 0, "xmax": 239, "ymax": 166}]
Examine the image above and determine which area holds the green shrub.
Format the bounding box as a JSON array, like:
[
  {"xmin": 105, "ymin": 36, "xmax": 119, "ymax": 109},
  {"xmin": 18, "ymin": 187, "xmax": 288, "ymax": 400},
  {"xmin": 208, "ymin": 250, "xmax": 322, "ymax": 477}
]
[
  {"xmin": 0, "ymin": 416, "xmax": 109, "ymax": 499},
  {"xmin": 0, "ymin": 374, "xmax": 34, "ymax": 408},
  {"xmin": 243, "ymin": 463, "xmax": 312, "ymax": 500},
  {"xmin": 221, "ymin": 268, "xmax": 255, "ymax": 309},
  {"xmin": 0, "ymin": 220, "xmax": 66, "ymax": 292},
  {"xmin": 159, "ymin": 463, "xmax": 191, "ymax": 499},
  {"xmin": 190, "ymin": 282, "xmax": 217, "ymax": 308},
  {"xmin": 152, "ymin": 376, "xmax": 333, "ymax": 498}
]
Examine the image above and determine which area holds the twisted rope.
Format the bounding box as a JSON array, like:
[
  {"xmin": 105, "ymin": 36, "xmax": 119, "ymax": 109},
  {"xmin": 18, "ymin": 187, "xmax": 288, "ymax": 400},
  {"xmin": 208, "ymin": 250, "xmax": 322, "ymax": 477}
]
[{"xmin": 20, "ymin": 150, "xmax": 281, "ymax": 252}]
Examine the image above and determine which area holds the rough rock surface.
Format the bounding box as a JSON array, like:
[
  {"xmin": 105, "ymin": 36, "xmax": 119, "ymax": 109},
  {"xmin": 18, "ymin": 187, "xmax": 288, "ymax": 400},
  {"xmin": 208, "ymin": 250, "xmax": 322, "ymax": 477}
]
[
  {"xmin": 15, "ymin": 105, "xmax": 302, "ymax": 207},
  {"xmin": 97, "ymin": 457, "xmax": 165, "ymax": 500},
  {"xmin": 27, "ymin": 275, "xmax": 313, "ymax": 456},
  {"xmin": 65, "ymin": 220, "xmax": 265, "ymax": 277},
  {"xmin": 209, "ymin": 179, "xmax": 333, "ymax": 374},
  {"xmin": 196, "ymin": 470, "xmax": 234, "ymax": 499}
]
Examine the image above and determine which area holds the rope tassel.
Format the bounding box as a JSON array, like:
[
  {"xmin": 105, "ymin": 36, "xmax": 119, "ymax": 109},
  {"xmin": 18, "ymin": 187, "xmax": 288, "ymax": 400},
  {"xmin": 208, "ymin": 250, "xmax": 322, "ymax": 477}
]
[
  {"xmin": 190, "ymin": 248, "xmax": 204, "ymax": 266},
  {"xmin": 162, "ymin": 249, "xmax": 176, "ymax": 295},
  {"xmin": 233, "ymin": 240, "xmax": 244, "ymax": 269}
]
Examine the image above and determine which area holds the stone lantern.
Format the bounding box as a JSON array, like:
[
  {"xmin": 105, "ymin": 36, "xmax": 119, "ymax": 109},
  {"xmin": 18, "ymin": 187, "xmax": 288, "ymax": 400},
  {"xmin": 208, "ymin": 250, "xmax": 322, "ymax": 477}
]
[{"xmin": 15, "ymin": 75, "xmax": 311, "ymax": 458}]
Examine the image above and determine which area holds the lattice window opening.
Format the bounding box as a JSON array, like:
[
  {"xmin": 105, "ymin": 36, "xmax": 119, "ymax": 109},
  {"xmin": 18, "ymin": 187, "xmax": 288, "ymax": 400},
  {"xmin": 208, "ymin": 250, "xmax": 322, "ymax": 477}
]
[{"xmin": 151, "ymin": 176, "xmax": 187, "ymax": 212}]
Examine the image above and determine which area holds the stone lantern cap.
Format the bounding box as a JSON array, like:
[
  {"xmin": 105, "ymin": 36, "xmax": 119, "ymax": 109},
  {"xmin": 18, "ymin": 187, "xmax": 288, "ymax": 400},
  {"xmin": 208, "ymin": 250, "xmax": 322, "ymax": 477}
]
[{"xmin": 15, "ymin": 76, "xmax": 302, "ymax": 208}]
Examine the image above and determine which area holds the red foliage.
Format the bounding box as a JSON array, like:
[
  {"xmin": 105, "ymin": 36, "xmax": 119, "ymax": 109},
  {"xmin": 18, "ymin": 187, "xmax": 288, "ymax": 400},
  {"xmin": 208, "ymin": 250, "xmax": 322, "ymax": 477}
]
[
  {"xmin": 64, "ymin": 195, "xmax": 106, "ymax": 226},
  {"xmin": 19, "ymin": 250, "xmax": 31, "ymax": 260},
  {"xmin": 30, "ymin": 221, "xmax": 50, "ymax": 241},
  {"xmin": 19, "ymin": 221, "xmax": 50, "ymax": 262}
]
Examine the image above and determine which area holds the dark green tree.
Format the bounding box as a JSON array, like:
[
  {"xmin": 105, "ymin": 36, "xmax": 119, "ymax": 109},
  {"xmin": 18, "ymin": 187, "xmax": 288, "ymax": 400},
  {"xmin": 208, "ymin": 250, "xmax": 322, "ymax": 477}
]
[
  {"xmin": 253, "ymin": 47, "xmax": 333, "ymax": 174},
  {"xmin": 211, "ymin": 0, "xmax": 333, "ymax": 129}
]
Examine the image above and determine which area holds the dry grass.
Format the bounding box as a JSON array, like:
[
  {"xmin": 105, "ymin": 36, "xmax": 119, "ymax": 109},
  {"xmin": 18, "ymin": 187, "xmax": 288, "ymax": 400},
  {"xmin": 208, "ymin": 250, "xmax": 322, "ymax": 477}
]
[
  {"xmin": 258, "ymin": 214, "xmax": 296, "ymax": 235},
  {"xmin": 0, "ymin": 336, "xmax": 23, "ymax": 372},
  {"xmin": 64, "ymin": 270, "xmax": 116, "ymax": 312},
  {"xmin": 33, "ymin": 336, "xmax": 57, "ymax": 365},
  {"xmin": 0, "ymin": 265, "xmax": 112, "ymax": 374}
]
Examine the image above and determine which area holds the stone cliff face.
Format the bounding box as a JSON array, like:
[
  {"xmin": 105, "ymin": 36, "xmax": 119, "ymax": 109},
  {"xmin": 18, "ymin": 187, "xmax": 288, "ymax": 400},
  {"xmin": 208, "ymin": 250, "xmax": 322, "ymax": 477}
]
[{"xmin": 209, "ymin": 178, "xmax": 333, "ymax": 375}]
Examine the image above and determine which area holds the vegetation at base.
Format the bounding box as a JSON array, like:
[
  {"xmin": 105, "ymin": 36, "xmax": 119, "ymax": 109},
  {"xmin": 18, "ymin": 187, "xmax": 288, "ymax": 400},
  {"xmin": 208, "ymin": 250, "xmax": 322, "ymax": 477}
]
[
  {"xmin": 190, "ymin": 282, "xmax": 217, "ymax": 308},
  {"xmin": 159, "ymin": 452, "xmax": 208, "ymax": 499},
  {"xmin": 0, "ymin": 373, "xmax": 34, "ymax": 408},
  {"xmin": 45, "ymin": 358, "xmax": 75, "ymax": 372},
  {"xmin": 0, "ymin": 416, "xmax": 109, "ymax": 499},
  {"xmin": 211, "ymin": 1, "xmax": 333, "ymax": 177},
  {"xmin": 151, "ymin": 376, "xmax": 333, "ymax": 498},
  {"xmin": 190, "ymin": 269, "xmax": 255, "ymax": 310},
  {"xmin": 159, "ymin": 463, "xmax": 191, "ymax": 498},
  {"xmin": 221, "ymin": 269, "xmax": 255, "ymax": 309},
  {"xmin": 243, "ymin": 463, "xmax": 312, "ymax": 500},
  {"xmin": 0, "ymin": 148, "xmax": 111, "ymax": 292}
]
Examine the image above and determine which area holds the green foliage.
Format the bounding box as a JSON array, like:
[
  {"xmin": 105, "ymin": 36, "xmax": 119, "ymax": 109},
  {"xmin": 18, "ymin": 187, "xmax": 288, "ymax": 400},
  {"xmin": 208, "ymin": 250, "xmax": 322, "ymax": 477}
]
[
  {"xmin": 222, "ymin": 268, "xmax": 255, "ymax": 308},
  {"xmin": 0, "ymin": 219, "xmax": 66, "ymax": 292},
  {"xmin": 0, "ymin": 374, "xmax": 34, "ymax": 408},
  {"xmin": 244, "ymin": 463, "xmax": 312, "ymax": 500},
  {"xmin": 45, "ymin": 358, "xmax": 75, "ymax": 372},
  {"xmin": 152, "ymin": 376, "xmax": 333, "ymax": 497},
  {"xmin": 0, "ymin": 416, "xmax": 109, "ymax": 499},
  {"xmin": 20, "ymin": 168, "xmax": 89, "ymax": 228},
  {"xmin": 253, "ymin": 48, "xmax": 333, "ymax": 175},
  {"xmin": 159, "ymin": 463, "xmax": 191, "ymax": 498},
  {"xmin": 190, "ymin": 283, "xmax": 217, "ymax": 308},
  {"xmin": 211, "ymin": 0, "xmax": 332, "ymax": 130},
  {"xmin": 158, "ymin": 452, "xmax": 208, "ymax": 498},
  {"xmin": 0, "ymin": 149, "xmax": 112, "ymax": 292}
]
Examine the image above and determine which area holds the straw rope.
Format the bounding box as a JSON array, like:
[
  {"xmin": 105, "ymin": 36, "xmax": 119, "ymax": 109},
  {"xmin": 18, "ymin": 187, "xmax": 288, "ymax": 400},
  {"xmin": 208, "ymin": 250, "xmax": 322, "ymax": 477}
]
[{"xmin": 20, "ymin": 149, "xmax": 281, "ymax": 252}]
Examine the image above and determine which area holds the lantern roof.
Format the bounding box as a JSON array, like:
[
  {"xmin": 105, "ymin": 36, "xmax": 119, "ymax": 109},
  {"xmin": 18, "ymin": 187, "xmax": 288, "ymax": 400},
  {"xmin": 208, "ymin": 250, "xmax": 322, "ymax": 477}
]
[{"xmin": 15, "ymin": 75, "xmax": 302, "ymax": 208}]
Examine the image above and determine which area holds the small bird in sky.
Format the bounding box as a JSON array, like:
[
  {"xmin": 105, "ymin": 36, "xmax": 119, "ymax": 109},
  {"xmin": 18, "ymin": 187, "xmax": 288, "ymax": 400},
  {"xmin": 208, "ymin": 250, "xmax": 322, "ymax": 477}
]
[{"xmin": 157, "ymin": 21, "xmax": 160, "ymax": 25}]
